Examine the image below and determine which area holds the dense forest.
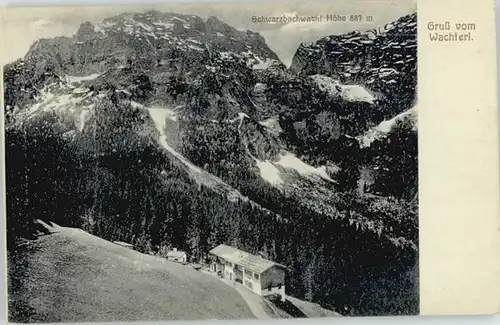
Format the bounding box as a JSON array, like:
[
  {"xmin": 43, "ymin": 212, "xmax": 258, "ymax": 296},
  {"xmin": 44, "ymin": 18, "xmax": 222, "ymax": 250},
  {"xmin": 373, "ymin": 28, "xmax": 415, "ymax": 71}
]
[{"xmin": 5, "ymin": 96, "xmax": 417, "ymax": 316}]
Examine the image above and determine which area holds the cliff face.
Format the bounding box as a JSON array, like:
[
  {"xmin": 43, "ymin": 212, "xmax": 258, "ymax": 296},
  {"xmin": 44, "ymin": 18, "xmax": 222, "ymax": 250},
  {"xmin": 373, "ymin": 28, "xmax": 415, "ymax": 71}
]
[
  {"xmin": 4, "ymin": 10, "xmax": 418, "ymax": 316},
  {"xmin": 290, "ymin": 13, "xmax": 417, "ymax": 117},
  {"xmin": 286, "ymin": 12, "xmax": 417, "ymax": 199}
]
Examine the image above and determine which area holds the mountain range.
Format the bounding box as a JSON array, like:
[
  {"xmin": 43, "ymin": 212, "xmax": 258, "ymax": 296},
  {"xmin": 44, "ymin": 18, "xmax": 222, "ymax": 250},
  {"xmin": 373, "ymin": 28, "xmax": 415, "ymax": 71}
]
[{"xmin": 4, "ymin": 10, "xmax": 418, "ymax": 317}]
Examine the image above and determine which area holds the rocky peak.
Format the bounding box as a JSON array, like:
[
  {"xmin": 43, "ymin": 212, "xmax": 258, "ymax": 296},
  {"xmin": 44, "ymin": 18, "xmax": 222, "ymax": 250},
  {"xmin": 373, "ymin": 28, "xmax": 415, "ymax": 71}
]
[
  {"xmin": 19, "ymin": 10, "xmax": 283, "ymax": 82},
  {"xmin": 75, "ymin": 21, "xmax": 98, "ymax": 42},
  {"xmin": 205, "ymin": 15, "xmax": 231, "ymax": 32}
]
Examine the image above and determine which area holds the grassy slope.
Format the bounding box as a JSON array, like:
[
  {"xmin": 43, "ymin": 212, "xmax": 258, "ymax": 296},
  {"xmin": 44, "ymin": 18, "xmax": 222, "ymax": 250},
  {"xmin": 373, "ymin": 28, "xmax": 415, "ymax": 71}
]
[
  {"xmin": 286, "ymin": 296, "xmax": 341, "ymax": 318},
  {"xmin": 7, "ymin": 223, "xmax": 255, "ymax": 323}
]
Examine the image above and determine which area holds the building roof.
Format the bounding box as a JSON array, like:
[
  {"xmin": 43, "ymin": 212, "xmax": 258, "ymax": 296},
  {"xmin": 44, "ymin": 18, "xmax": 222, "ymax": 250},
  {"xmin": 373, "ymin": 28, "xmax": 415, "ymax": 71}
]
[
  {"xmin": 209, "ymin": 244, "xmax": 286, "ymax": 274},
  {"xmin": 167, "ymin": 250, "xmax": 187, "ymax": 258}
]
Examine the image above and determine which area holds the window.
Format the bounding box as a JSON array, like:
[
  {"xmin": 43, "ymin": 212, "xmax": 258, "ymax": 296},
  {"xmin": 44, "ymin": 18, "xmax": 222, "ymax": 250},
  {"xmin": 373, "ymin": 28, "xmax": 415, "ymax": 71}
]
[
  {"xmin": 254, "ymin": 273, "xmax": 259, "ymax": 280},
  {"xmin": 244, "ymin": 269, "xmax": 252, "ymax": 276}
]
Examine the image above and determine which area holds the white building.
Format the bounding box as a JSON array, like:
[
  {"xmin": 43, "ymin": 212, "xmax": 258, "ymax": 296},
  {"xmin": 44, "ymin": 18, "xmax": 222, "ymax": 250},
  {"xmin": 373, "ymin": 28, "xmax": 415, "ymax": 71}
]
[
  {"xmin": 209, "ymin": 244, "xmax": 286, "ymax": 301},
  {"xmin": 166, "ymin": 248, "xmax": 187, "ymax": 263}
]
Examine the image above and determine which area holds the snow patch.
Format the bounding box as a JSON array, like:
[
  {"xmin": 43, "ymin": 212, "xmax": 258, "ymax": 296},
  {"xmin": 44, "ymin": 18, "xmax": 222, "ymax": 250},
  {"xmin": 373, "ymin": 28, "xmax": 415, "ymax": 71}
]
[
  {"xmin": 219, "ymin": 51, "xmax": 234, "ymax": 60},
  {"xmin": 65, "ymin": 73, "xmax": 101, "ymax": 84},
  {"xmin": 118, "ymin": 89, "xmax": 131, "ymax": 96},
  {"xmin": 310, "ymin": 74, "xmax": 375, "ymax": 104},
  {"xmin": 72, "ymin": 87, "xmax": 88, "ymax": 94},
  {"xmin": 378, "ymin": 68, "xmax": 399, "ymax": 78},
  {"xmin": 255, "ymin": 159, "xmax": 283, "ymax": 185},
  {"xmin": 173, "ymin": 16, "xmax": 187, "ymax": 23},
  {"xmin": 149, "ymin": 106, "xmax": 177, "ymax": 122},
  {"xmin": 205, "ymin": 65, "xmax": 217, "ymax": 73},
  {"xmin": 153, "ymin": 21, "xmax": 175, "ymax": 29},
  {"xmin": 101, "ymin": 21, "xmax": 116, "ymax": 28},
  {"xmin": 79, "ymin": 110, "xmax": 90, "ymax": 131},
  {"xmin": 358, "ymin": 106, "xmax": 417, "ymax": 148},
  {"xmin": 136, "ymin": 21, "xmax": 154, "ymax": 33},
  {"xmin": 254, "ymin": 83, "xmax": 267, "ymax": 92},
  {"xmin": 259, "ymin": 117, "xmax": 283, "ymax": 136},
  {"xmin": 19, "ymin": 84, "xmax": 95, "ymax": 130},
  {"xmin": 189, "ymin": 38, "xmax": 202, "ymax": 45},
  {"xmin": 129, "ymin": 101, "xmax": 145, "ymax": 109},
  {"xmin": 148, "ymin": 108, "xmax": 200, "ymax": 174},
  {"xmin": 148, "ymin": 107, "xmax": 177, "ymax": 128},
  {"xmin": 187, "ymin": 44, "xmax": 204, "ymax": 52},
  {"xmin": 252, "ymin": 58, "xmax": 277, "ymax": 70},
  {"xmin": 276, "ymin": 152, "xmax": 333, "ymax": 182},
  {"xmin": 229, "ymin": 112, "xmax": 249, "ymax": 127},
  {"xmin": 341, "ymin": 85, "xmax": 376, "ymax": 103},
  {"xmin": 93, "ymin": 24, "xmax": 106, "ymax": 34}
]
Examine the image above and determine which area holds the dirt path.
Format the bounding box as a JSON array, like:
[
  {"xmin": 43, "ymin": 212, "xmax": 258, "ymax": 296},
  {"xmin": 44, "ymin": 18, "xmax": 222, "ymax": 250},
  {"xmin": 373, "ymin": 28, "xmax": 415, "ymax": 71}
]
[
  {"xmin": 230, "ymin": 282, "xmax": 273, "ymax": 319},
  {"xmin": 201, "ymin": 270, "xmax": 275, "ymax": 319}
]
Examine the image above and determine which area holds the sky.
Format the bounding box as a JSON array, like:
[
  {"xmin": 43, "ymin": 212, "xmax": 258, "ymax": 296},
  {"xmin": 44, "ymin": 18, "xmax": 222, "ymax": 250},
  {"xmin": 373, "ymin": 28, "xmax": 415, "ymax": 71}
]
[{"xmin": 1, "ymin": 0, "xmax": 416, "ymax": 66}]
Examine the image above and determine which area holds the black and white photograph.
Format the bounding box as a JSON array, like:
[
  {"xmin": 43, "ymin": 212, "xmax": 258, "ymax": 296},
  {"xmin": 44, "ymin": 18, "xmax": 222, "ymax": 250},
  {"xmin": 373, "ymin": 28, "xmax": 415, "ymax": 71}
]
[{"xmin": 3, "ymin": 0, "xmax": 418, "ymax": 322}]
